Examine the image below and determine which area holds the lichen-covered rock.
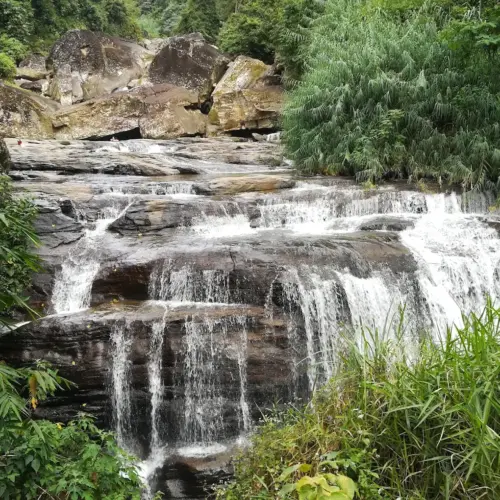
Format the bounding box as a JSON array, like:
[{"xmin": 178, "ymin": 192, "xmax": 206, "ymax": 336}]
[
  {"xmin": 0, "ymin": 84, "xmax": 57, "ymax": 139},
  {"xmin": 19, "ymin": 54, "xmax": 47, "ymax": 71},
  {"xmin": 16, "ymin": 67, "xmax": 50, "ymax": 81},
  {"xmin": 210, "ymin": 56, "xmax": 284, "ymax": 132},
  {"xmin": 47, "ymin": 30, "xmax": 153, "ymax": 105},
  {"xmin": 0, "ymin": 137, "xmax": 11, "ymax": 172},
  {"xmin": 51, "ymin": 83, "xmax": 206, "ymax": 140},
  {"xmin": 149, "ymin": 33, "xmax": 229, "ymax": 99}
]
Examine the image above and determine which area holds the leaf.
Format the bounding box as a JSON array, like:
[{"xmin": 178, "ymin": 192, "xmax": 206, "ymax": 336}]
[
  {"xmin": 32, "ymin": 458, "xmax": 40, "ymax": 472},
  {"xmin": 335, "ymin": 475, "xmax": 357, "ymax": 499},
  {"xmin": 278, "ymin": 483, "xmax": 296, "ymax": 497},
  {"xmin": 278, "ymin": 464, "xmax": 305, "ymax": 482}
]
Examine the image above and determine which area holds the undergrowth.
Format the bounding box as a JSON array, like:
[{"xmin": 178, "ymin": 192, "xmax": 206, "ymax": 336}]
[{"xmin": 217, "ymin": 300, "xmax": 500, "ymax": 499}]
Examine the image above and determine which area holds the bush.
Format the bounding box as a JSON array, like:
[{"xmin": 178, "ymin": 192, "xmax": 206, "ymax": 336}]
[
  {"xmin": 0, "ymin": 52, "xmax": 16, "ymax": 80},
  {"xmin": 283, "ymin": 0, "xmax": 500, "ymax": 190},
  {"xmin": 0, "ymin": 361, "xmax": 144, "ymax": 499},
  {"xmin": 0, "ymin": 35, "xmax": 28, "ymax": 62},
  {"xmin": 217, "ymin": 301, "xmax": 500, "ymax": 499}
]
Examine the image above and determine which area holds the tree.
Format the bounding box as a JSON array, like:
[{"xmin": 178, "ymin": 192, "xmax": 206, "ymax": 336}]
[{"xmin": 174, "ymin": 0, "xmax": 220, "ymax": 41}]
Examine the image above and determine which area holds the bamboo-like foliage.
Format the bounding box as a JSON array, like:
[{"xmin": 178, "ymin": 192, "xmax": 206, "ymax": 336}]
[{"xmin": 283, "ymin": 0, "xmax": 500, "ymax": 190}]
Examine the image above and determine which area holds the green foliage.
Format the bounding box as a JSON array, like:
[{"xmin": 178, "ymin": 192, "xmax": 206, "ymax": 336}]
[
  {"xmin": 284, "ymin": 0, "xmax": 500, "ymax": 190},
  {"xmin": 0, "ymin": 176, "xmax": 39, "ymax": 324},
  {"xmin": 275, "ymin": 0, "xmax": 324, "ymax": 85},
  {"xmin": 0, "ymin": 35, "xmax": 29, "ymax": 62},
  {"xmin": 218, "ymin": 301, "xmax": 500, "ymax": 499},
  {"xmin": 0, "ymin": 360, "xmax": 144, "ymax": 499},
  {"xmin": 0, "ymin": 0, "xmax": 142, "ymax": 57},
  {"xmin": 173, "ymin": 0, "xmax": 220, "ymax": 42},
  {"xmin": 0, "ymin": 53, "xmax": 16, "ymax": 79},
  {"xmin": 218, "ymin": 0, "xmax": 282, "ymax": 62}
]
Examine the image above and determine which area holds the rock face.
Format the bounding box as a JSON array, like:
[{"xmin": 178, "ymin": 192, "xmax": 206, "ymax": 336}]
[
  {"xmin": 0, "ymin": 137, "xmax": 11, "ymax": 172},
  {"xmin": 210, "ymin": 56, "xmax": 284, "ymax": 132},
  {"xmin": 0, "ymin": 85, "xmax": 58, "ymax": 139},
  {"xmin": 20, "ymin": 79, "xmax": 49, "ymax": 94},
  {"xmin": 149, "ymin": 33, "xmax": 229, "ymax": 100},
  {"xmin": 51, "ymin": 84, "xmax": 206, "ymax": 140},
  {"xmin": 47, "ymin": 30, "xmax": 152, "ymax": 105}
]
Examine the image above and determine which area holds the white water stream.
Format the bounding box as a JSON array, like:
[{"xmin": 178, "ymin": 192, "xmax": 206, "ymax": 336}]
[{"xmin": 52, "ymin": 200, "xmax": 133, "ymax": 313}]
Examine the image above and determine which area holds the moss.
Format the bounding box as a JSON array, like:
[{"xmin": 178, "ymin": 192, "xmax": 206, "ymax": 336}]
[{"xmin": 208, "ymin": 106, "xmax": 220, "ymax": 125}]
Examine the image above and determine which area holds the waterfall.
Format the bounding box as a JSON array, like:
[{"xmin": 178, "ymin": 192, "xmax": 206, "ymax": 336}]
[
  {"xmin": 110, "ymin": 322, "xmax": 133, "ymax": 449},
  {"xmin": 52, "ymin": 200, "xmax": 133, "ymax": 314},
  {"xmin": 149, "ymin": 308, "xmax": 168, "ymax": 453},
  {"xmin": 400, "ymin": 192, "xmax": 500, "ymax": 332}
]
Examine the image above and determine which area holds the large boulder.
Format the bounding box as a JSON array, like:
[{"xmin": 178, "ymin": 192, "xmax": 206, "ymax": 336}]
[
  {"xmin": 149, "ymin": 33, "xmax": 229, "ymax": 100},
  {"xmin": 0, "ymin": 84, "xmax": 57, "ymax": 139},
  {"xmin": 51, "ymin": 83, "xmax": 206, "ymax": 140},
  {"xmin": 209, "ymin": 56, "xmax": 283, "ymax": 133},
  {"xmin": 47, "ymin": 30, "xmax": 153, "ymax": 105}
]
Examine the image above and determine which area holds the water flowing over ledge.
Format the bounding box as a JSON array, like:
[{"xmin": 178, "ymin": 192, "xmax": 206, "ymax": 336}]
[{"xmin": 2, "ymin": 138, "xmax": 499, "ymax": 498}]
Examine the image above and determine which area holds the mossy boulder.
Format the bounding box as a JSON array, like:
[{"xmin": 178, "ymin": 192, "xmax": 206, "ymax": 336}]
[
  {"xmin": 0, "ymin": 84, "xmax": 57, "ymax": 139},
  {"xmin": 211, "ymin": 56, "xmax": 284, "ymax": 132}
]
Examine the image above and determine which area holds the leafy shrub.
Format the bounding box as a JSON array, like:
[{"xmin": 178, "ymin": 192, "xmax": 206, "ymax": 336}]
[
  {"xmin": 0, "ymin": 361, "xmax": 144, "ymax": 499},
  {"xmin": 283, "ymin": 0, "xmax": 500, "ymax": 190},
  {"xmin": 217, "ymin": 0, "xmax": 280, "ymax": 62},
  {"xmin": 0, "ymin": 52, "xmax": 16, "ymax": 80},
  {"xmin": 0, "ymin": 35, "xmax": 28, "ymax": 62},
  {"xmin": 217, "ymin": 301, "xmax": 500, "ymax": 499},
  {"xmin": 275, "ymin": 0, "xmax": 324, "ymax": 85},
  {"xmin": 0, "ymin": 176, "xmax": 39, "ymax": 324}
]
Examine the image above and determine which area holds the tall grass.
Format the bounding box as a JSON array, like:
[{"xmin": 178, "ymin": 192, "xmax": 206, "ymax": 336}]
[
  {"xmin": 283, "ymin": 0, "xmax": 500, "ymax": 190},
  {"xmin": 218, "ymin": 301, "xmax": 500, "ymax": 499}
]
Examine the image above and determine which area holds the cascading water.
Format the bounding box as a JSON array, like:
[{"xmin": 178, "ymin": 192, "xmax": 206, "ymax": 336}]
[
  {"xmin": 52, "ymin": 200, "xmax": 133, "ymax": 313},
  {"xmin": 400, "ymin": 192, "xmax": 500, "ymax": 332},
  {"xmin": 36, "ymin": 137, "xmax": 500, "ymax": 500},
  {"xmin": 110, "ymin": 322, "xmax": 133, "ymax": 449}
]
